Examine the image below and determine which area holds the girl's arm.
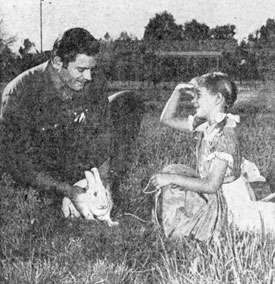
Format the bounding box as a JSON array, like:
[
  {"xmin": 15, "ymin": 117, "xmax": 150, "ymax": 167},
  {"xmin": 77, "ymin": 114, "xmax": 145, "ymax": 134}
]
[
  {"xmin": 160, "ymin": 83, "xmax": 195, "ymax": 131},
  {"xmin": 151, "ymin": 158, "xmax": 228, "ymax": 194}
]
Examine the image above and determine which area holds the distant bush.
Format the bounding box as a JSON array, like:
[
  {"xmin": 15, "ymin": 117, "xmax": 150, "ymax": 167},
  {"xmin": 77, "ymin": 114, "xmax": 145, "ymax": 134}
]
[{"xmin": 0, "ymin": 51, "xmax": 50, "ymax": 82}]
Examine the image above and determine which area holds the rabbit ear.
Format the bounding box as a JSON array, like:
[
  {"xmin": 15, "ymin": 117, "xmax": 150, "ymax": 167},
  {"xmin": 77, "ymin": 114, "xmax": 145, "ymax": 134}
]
[
  {"xmin": 85, "ymin": 170, "xmax": 96, "ymax": 188},
  {"xmin": 74, "ymin": 178, "xmax": 88, "ymax": 188},
  {"xmin": 91, "ymin": 168, "xmax": 104, "ymax": 186}
]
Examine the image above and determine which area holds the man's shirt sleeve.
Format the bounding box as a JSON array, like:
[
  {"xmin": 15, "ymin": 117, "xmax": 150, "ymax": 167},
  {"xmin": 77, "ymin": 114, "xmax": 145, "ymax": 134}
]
[{"xmin": 0, "ymin": 80, "xmax": 41, "ymax": 185}]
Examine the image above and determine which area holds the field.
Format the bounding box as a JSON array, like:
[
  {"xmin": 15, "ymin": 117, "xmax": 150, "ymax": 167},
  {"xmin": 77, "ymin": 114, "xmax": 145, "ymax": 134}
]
[{"xmin": 1, "ymin": 82, "xmax": 275, "ymax": 283}]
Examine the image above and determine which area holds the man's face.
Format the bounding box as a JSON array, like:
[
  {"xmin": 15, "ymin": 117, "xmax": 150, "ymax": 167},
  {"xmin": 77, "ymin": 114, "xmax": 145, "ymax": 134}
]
[{"xmin": 59, "ymin": 54, "xmax": 97, "ymax": 91}]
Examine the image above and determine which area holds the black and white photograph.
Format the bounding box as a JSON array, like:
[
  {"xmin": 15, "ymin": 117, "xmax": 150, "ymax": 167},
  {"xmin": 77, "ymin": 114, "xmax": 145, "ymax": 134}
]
[{"xmin": 1, "ymin": 0, "xmax": 275, "ymax": 283}]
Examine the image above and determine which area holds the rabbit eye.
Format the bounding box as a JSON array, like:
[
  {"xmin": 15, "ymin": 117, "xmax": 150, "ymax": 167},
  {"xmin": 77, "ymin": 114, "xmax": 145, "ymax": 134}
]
[{"xmin": 94, "ymin": 192, "xmax": 98, "ymax": 197}]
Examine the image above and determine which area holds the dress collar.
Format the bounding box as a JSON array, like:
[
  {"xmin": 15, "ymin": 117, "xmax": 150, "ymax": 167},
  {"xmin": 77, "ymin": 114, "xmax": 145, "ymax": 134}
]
[
  {"xmin": 189, "ymin": 112, "xmax": 240, "ymax": 133},
  {"xmin": 205, "ymin": 113, "xmax": 240, "ymax": 142},
  {"xmin": 214, "ymin": 112, "xmax": 240, "ymax": 125}
]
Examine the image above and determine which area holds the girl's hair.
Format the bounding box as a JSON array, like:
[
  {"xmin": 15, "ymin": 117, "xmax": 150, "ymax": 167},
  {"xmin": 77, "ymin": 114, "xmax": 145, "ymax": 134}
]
[{"xmin": 190, "ymin": 72, "xmax": 237, "ymax": 109}]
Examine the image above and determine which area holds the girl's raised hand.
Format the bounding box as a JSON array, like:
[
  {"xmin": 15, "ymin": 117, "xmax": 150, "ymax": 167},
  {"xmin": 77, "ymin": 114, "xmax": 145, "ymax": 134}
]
[
  {"xmin": 175, "ymin": 83, "xmax": 196, "ymax": 92},
  {"xmin": 150, "ymin": 173, "xmax": 173, "ymax": 190}
]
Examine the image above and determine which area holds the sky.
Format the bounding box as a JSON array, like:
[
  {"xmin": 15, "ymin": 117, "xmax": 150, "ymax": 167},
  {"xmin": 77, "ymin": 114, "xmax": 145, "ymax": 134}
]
[{"xmin": 1, "ymin": 0, "xmax": 275, "ymax": 53}]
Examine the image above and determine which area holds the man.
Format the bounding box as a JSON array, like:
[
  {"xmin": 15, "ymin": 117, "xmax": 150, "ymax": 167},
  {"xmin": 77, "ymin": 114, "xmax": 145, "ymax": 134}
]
[{"xmin": 0, "ymin": 28, "xmax": 144, "ymax": 213}]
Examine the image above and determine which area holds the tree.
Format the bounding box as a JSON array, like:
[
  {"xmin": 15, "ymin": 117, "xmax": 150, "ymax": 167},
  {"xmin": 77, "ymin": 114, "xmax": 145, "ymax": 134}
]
[
  {"xmin": 183, "ymin": 19, "xmax": 210, "ymax": 40},
  {"xmin": 0, "ymin": 19, "xmax": 16, "ymax": 50},
  {"xmin": 259, "ymin": 18, "xmax": 275, "ymax": 44},
  {"xmin": 0, "ymin": 43, "xmax": 18, "ymax": 82},
  {"xmin": 19, "ymin": 38, "xmax": 38, "ymax": 56},
  {"xmin": 116, "ymin": 31, "xmax": 137, "ymax": 42},
  {"xmin": 143, "ymin": 11, "xmax": 183, "ymax": 41},
  {"xmin": 103, "ymin": 32, "xmax": 111, "ymax": 42},
  {"xmin": 210, "ymin": 24, "xmax": 236, "ymax": 40},
  {"xmin": 0, "ymin": 19, "xmax": 17, "ymax": 82},
  {"xmin": 18, "ymin": 39, "xmax": 43, "ymax": 72},
  {"xmin": 247, "ymin": 30, "xmax": 260, "ymax": 45}
]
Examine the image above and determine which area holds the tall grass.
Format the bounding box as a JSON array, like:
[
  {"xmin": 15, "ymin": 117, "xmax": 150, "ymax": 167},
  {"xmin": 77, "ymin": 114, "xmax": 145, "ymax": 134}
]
[{"xmin": 1, "ymin": 84, "xmax": 275, "ymax": 283}]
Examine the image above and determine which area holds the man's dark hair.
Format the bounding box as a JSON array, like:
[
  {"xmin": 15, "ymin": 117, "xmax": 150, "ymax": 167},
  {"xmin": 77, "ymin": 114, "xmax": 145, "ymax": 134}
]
[{"xmin": 51, "ymin": 27, "xmax": 100, "ymax": 67}]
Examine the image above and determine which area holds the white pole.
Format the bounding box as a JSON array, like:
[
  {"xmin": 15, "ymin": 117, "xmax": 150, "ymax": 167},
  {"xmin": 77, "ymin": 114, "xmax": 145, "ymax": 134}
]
[{"xmin": 40, "ymin": 0, "xmax": 43, "ymax": 52}]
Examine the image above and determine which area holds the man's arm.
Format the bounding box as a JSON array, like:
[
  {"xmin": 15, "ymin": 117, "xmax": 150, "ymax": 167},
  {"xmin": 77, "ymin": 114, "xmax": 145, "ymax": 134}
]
[
  {"xmin": 34, "ymin": 171, "xmax": 84, "ymax": 199},
  {"xmin": 0, "ymin": 116, "xmax": 79, "ymax": 199},
  {"xmin": 0, "ymin": 83, "xmax": 81, "ymax": 199},
  {"xmin": 108, "ymin": 90, "xmax": 144, "ymax": 180}
]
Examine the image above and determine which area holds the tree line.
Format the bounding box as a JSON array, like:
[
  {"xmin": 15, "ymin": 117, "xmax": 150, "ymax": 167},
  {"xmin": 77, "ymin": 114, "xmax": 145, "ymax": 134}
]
[
  {"xmin": 143, "ymin": 11, "xmax": 236, "ymax": 41},
  {"xmin": 1, "ymin": 12, "xmax": 275, "ymax": 84}
]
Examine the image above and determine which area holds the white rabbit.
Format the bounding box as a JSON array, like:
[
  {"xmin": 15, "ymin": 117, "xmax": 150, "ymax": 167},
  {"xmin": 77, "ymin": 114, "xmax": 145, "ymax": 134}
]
[{"xmin": 62, "ymin": 168, "xmax": 118, "ymax": 227}]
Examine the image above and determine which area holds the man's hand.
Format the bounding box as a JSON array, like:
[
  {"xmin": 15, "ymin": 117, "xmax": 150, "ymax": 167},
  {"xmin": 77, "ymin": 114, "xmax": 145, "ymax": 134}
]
[
  {"xmin": 35, "ymin": 172, "xmax": 88, "ymax": 217},
  {"xmin": 66, "ymin": 184, "xmax": 86, "ymax": 217}
]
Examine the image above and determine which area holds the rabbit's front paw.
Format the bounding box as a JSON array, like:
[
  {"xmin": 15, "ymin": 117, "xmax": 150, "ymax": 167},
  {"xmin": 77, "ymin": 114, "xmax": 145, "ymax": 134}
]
[{"xmin": 85, "ymin": 212, "xmax": 96, "ymax": 220}]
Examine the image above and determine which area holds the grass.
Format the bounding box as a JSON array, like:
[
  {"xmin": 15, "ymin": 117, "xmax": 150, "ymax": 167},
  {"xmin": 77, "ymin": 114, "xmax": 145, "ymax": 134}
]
[{"xmin": 1, "ymin": 82, "xmax": 275, "ymax": 283}]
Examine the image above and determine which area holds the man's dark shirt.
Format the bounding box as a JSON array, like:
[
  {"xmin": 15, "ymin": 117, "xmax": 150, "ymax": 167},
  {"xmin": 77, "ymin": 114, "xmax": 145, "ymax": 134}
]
[{"xmin": 0, "ymin": 61, "xmax": 111, "ymax": 185}]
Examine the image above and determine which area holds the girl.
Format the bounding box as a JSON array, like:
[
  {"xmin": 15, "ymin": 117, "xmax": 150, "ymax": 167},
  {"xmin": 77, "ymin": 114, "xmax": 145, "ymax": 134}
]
[{"xmin": 150, "ymin": 72, "xmax": 256, "ymax": 242}]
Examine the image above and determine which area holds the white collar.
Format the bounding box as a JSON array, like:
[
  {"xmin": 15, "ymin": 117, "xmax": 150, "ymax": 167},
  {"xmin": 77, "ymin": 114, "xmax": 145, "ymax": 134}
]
[
  {"xmin": 189, "ymin": 112, "xmax": 240, "ymax": 133},
  {"xmin": 214, "ymin": 112, "xmax": 240, "ymax": 125}
]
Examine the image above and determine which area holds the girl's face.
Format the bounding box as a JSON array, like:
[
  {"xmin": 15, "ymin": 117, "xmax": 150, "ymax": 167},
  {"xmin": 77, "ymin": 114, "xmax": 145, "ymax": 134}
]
[{"xmin": 191, "ymin": 86, "xmax": 217, "ymax": 119}]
